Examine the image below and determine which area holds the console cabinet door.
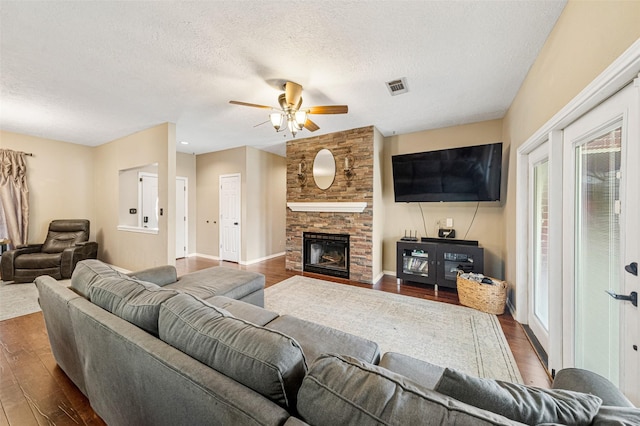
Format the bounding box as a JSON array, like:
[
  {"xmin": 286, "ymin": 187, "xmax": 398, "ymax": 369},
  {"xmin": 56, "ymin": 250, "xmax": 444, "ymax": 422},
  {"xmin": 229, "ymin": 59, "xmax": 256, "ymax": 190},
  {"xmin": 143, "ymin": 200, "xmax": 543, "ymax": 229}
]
[
  {"xmin": 396, "ymin": 242, "xmax": 437, "ymax": 285},
  {"xmin": 436, "ymin": 244, "xmax": 484, "ymax": 288}
]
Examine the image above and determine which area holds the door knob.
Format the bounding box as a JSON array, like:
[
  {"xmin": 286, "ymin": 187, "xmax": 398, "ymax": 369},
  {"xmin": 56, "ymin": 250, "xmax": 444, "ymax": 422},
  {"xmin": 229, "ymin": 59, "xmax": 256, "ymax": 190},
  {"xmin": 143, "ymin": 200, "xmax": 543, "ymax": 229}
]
[
  {"xmin": 605, "ymin": 290, "xmax": 638, "ymax": 307},
  {"xmin": 234, "ymin": 222, "xmax": 239, "ymax": 225},
  {"xmin": 625, "ymin": 262, "xmax": 638, "ymax": 276}
]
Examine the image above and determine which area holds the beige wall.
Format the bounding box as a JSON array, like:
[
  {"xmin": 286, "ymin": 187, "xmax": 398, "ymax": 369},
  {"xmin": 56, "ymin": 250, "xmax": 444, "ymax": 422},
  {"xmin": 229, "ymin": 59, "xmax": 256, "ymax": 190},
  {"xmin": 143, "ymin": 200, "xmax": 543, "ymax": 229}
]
[
  {"xmin": 93, "ymin": 123, "xmax": 176, "ymax": 271},
  {"xmin": 372, "ymin": 128, "xmax": 385, "ymax": 282},
  {"xmin": 196, "ymin": 146, "xmax": 246, "ymax": 257},
  {"xmin": 195, "ymin": 146, "xmax": 286, "ymax": 262},
  {"xmin": 502, "ymin": 1, "xmax": 640, "ymax": 302},
  {"xmin": 177, "ymin": 152, "xmax": 197, "ymax": 255},
  {"xmin": 245, "ymin": 147, "xmax": 287, "ymax": 261},
  {"xmin": 0, "ymin": 131, "xmax": 95, "ymax": 243},
  {"xmin": 382, "ymin": 119, "xmax": 505, "ymax": 278}
]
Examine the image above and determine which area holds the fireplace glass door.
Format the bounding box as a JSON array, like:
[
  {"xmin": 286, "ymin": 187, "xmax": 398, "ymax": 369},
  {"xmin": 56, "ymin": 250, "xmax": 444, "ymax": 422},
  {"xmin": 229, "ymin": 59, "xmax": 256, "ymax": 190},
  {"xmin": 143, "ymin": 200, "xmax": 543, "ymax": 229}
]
[{"xmin": 303, "ymin": 232, "xmax": 349, "ymax": 279}]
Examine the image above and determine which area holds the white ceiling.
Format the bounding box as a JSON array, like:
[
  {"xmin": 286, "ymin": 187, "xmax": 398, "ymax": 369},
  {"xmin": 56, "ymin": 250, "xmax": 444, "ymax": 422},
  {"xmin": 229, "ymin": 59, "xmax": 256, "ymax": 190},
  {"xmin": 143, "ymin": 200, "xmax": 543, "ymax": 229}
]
[{"xmin": 0, "ymin": 1, "xmax": 566, "ymax": 157}]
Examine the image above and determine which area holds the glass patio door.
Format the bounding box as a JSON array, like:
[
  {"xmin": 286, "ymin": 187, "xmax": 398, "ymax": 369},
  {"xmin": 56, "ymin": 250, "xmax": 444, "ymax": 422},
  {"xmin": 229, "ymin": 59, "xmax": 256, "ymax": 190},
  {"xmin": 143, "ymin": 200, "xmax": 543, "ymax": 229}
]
[
  {"xmin": 574, "ymin": 124, "xmax": 621, "ymax": 380},
  {"xmin": 528, "ymin": 144, "xmax": 550, "ymax": 352},
  {"xmin": 563, "ymin": 81, "xmax": 639, "ymax": 404}
]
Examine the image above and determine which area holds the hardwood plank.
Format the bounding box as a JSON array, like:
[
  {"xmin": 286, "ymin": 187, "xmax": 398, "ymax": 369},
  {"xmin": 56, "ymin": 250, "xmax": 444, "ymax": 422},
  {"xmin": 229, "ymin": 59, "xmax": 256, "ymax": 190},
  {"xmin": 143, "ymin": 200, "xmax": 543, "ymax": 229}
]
[{"xmin": 0, "ymin": 254, "xmax": 550, "ymax": 426}]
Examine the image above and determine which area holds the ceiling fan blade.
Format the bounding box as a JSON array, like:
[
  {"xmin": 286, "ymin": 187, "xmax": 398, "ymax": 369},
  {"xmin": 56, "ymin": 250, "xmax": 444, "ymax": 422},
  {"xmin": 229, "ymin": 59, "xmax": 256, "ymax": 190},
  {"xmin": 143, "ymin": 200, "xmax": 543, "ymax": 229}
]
[
  {"xmin": 284, "ymin": 82, "xmax": 303, "ymax": 107},
  {"xmin": 229, "ymin": 100, "xmax": 273, "ymax": 109},
  {"xmin": 307, "ymin": 105, "xmax": 348, "ymax": 114},
  {"xmin": 304, "ymin": 118, "xmax": 320, "ymax": 132}
]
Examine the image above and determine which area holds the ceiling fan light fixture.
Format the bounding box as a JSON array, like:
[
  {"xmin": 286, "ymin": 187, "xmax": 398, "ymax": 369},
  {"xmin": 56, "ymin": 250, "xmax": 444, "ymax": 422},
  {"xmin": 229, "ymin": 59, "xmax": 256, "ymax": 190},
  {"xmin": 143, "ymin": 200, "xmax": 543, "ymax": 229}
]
[
  {"xmin": 294, "ymin": 110, "xmax": 307, "ymax": 129},
  {"xmin": 287, "ymin": 119, "xmax": 298, "ymax": 136},
  {"xmin": 270, "ymin": 112, "xmax": 284, "ymax": 130}
]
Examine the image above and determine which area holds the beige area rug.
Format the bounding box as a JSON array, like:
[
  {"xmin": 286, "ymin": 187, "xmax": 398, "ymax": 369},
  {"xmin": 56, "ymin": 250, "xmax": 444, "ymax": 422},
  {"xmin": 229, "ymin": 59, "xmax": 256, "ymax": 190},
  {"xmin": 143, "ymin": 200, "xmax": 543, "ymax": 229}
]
[
  {"xmin": 0, "ymin": 279, "xmax": 70, "ymax": 321},
  {"xmin": 265, "ymin": 275, "xmax": 522, "ymax": 383}
]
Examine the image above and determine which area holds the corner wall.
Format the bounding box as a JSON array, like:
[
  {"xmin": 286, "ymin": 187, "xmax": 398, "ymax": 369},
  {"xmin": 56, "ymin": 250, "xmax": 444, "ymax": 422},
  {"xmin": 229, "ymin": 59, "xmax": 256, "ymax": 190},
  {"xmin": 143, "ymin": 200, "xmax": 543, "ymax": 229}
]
[
  {"xmin": 501, "ymin": 0, "xmax": 640, "ymax": 305},
  {"xmin": 0, "ymin": 131, "xmax": 95, "ymax": 242},
  {"xmin": 92, "ymin": 123, "xmax": 176, "ymax": 271},
  {"xmin": 381, "ymin": 119, "xmax": 505, "ymax": 279},
  {"xmin": 195, "ymin": 146, "xmax": 286, "ymax": 263}
]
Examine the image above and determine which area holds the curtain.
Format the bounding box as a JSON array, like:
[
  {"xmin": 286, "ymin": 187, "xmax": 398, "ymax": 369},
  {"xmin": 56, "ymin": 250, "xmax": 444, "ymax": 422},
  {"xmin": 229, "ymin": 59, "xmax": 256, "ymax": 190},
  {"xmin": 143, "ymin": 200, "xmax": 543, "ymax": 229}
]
[{"xmin": 0, "ymin": 149, "xmax": 29, "ymax": 248}]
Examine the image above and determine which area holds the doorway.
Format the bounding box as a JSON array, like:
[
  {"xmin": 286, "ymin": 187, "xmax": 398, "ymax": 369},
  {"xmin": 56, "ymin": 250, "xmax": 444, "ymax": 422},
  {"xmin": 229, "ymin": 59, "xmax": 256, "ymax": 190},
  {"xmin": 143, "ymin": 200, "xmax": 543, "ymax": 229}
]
[
  {"xmin": 563, "ymin": 81, "xmax": 639, "ymax": 403},
  {"xmin": 219, "ymin": 173, "xmax": 241, "ymax": 263},
  {"xmin": 138, "ymin": 172, "xmax": 158, "ymax": 229},
  {"xmin": 176, "ymin": 176, "xmax": 188, "ymax": 259}
]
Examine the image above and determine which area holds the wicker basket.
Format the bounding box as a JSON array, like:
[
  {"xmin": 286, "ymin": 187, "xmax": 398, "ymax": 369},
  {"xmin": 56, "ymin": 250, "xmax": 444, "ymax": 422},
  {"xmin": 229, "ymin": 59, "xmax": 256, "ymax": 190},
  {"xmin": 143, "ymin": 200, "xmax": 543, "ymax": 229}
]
[{"xmin": 456, "ymin": 273, "xmax": 507, "ymax": 315}]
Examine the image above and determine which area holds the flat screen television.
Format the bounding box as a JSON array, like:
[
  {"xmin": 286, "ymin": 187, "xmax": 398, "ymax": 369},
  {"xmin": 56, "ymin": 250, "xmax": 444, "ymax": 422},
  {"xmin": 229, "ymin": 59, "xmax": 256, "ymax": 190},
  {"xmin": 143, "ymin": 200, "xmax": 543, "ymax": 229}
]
[{"xmin": 392, "ymin": 142, "xmax": 503, "ymax": 202}]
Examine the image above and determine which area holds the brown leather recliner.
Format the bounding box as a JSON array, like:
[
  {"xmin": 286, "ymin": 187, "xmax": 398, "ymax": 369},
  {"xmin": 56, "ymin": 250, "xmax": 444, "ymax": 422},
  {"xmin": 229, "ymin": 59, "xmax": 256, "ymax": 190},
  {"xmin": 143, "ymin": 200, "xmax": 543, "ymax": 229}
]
[{"xmin": 0, "ymin": 219, "xmax": 98, "ymax": 283}]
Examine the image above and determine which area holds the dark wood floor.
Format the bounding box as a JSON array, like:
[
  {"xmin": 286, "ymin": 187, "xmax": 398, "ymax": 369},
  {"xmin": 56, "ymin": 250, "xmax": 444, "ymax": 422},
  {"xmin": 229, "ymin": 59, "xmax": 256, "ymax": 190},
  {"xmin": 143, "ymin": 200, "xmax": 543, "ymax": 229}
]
[{"xmin": 0, "ymin": 255, "xmax": 550, "ymax": 425}]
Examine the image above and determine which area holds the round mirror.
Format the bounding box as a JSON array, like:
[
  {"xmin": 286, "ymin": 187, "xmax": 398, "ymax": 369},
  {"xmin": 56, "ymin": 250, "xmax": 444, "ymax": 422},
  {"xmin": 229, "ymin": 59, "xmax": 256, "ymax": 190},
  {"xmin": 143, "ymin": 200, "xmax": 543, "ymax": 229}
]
[{"xmin": 313, "ymin": 148, "xmax": 336, "ymax": 190}]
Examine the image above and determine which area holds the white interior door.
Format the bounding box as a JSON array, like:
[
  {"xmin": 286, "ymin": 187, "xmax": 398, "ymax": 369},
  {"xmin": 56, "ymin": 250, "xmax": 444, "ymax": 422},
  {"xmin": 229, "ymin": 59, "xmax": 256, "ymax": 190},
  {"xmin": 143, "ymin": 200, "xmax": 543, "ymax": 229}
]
[
  {"xmin": 528, "ymin": 143, "xmax": 550, "ymax": 353},
  {"xmin": 563, "ymin": 80, "xmax": 639, "ymax": 404},
  {"xmin": 219, "ymin": 174, "xmax": 241, "ymax": 263},
  {"xmin": 138, "ymin": 173, "xmax": 158, "ymax": 229},
  {"xmin": 176, "ymin": 177, "xmax": 187, "ymax": 259}
]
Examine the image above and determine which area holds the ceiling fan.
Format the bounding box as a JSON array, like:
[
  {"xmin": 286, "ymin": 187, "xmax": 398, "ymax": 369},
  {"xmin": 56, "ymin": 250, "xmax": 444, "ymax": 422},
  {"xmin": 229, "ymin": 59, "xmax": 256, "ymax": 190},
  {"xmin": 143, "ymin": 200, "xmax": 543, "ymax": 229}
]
[{"xmin": 229, "ymin": 81, "xmax": 348, "ymax": 137}]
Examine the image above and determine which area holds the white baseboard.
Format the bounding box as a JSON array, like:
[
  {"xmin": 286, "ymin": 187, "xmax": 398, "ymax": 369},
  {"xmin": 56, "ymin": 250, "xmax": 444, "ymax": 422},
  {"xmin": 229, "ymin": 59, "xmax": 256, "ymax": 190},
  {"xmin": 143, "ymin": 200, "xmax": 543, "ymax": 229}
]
[
  {"xmin": 190, "ymin": 253, "xmax": 219, "ymax": 261},
  {"xmin": 240, "ymin": 251, "xmax": 286, "ymax": 265},
  {"xmin": 506, "ymin": 298, "xmax": 518, "ymax": 322},
  {"xmin": 371, "ymin": 271, "xmax": 385, "ymax": 285},
  {"xmin": 383, "ymin": 270, "xmax": 397, "ymax": 277}
]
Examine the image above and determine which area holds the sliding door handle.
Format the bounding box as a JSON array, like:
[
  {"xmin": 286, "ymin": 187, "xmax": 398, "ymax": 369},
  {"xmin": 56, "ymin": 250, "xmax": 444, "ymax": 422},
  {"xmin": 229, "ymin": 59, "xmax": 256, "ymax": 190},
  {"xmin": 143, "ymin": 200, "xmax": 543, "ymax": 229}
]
[{"xmin": 605, "ymin": 290, "xmax": 638, "ymax": 307}]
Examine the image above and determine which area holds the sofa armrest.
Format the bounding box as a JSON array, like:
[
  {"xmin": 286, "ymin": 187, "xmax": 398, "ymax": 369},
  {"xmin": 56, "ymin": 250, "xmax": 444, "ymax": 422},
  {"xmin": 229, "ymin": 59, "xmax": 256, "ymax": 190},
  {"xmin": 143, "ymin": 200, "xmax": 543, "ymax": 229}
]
[
  {"xmin": 60, "ymin": 242, "xmax": 99, "ymax": 278},
  {"xmin": 14, "ymin": 244, "xmax": 43, "ymax": 252},
  {"xmin": 127, "ymin": 265, "xmax": 178, "ymax": 286},
  {"xmin": 0, "ymin": 244, "xmax": 43, "ymax": 281},
  {"xmin": 552, "ymin": 368, "xmax": 634, "ymax": 408}
]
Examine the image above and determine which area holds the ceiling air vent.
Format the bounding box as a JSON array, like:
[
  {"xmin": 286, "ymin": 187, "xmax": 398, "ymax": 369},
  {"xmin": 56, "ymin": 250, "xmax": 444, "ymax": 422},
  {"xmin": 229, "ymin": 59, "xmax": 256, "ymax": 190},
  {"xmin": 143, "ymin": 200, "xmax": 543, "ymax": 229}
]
[{"xmin": 386, "ymin": 77, "xmax": 408, "ymax": 96}]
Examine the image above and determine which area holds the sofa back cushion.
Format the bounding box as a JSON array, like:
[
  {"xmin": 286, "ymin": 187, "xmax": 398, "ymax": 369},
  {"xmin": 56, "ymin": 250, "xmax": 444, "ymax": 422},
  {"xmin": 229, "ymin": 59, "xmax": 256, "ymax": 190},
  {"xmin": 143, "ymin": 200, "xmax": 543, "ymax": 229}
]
[
  {"xmin": 158, "ymin": 293, "xmax": 306, "ymax": 410},
  {"xmin": 435, "ymin": 367, "xmax": 603, "ymax": 426},
  {"xmin": 42, "ymin": 219, "xmax": 90, "ymax": 253},
  {"xmin": 71, "ymin": 260, "xmax": 126, "ymax": 298},
  {"xmin": 297, "ymin": 354, "xmax": 522, "ymax": 426},
  {"xmin": 89, "ymin": 275, "xmax": 179, "ymax": 336}
]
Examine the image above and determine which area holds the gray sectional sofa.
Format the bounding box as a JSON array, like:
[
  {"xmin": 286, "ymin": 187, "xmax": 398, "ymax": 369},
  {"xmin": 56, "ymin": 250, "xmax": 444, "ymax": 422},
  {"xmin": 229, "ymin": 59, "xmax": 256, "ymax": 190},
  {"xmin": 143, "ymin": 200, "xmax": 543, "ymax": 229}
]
[{"xmin": 36, "ymin": 259, "xmax": 639, "ymax": 425}]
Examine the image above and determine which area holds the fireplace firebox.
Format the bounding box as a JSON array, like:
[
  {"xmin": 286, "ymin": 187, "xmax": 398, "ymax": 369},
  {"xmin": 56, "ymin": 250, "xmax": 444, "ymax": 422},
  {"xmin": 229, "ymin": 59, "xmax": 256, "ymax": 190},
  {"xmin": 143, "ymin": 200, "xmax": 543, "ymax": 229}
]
[{"xmin": 303, "ymin": 232, "xmax": 349, "ymax": 279}]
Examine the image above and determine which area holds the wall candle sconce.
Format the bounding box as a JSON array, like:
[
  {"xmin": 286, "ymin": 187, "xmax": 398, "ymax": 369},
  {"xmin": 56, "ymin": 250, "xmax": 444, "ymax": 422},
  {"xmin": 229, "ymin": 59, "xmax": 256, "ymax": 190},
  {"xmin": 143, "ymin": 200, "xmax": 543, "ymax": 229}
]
[
  {"xmin": 344, "ymin": 154, "xmax": 355, "ymax": 181},
  {"xmin": 297, "ymin": 159, "xmax": 307, "ymax": 186}
]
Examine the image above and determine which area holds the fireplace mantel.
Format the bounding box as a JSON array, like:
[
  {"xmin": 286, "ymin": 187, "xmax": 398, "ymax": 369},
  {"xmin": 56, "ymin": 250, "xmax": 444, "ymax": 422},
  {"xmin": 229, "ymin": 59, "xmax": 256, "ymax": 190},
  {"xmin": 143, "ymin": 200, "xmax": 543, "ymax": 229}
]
[{"xmin": 287, "ymin": 202, "xmax": 367, "ymax": 213}]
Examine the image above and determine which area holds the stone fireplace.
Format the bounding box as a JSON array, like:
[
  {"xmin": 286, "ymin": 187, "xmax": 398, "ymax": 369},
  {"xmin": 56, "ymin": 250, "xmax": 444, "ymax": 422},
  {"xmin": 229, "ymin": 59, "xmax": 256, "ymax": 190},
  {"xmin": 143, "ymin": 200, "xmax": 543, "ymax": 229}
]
[{"xmin": 286, "ymin": 126, "xmax": 381, "ymax": 283}]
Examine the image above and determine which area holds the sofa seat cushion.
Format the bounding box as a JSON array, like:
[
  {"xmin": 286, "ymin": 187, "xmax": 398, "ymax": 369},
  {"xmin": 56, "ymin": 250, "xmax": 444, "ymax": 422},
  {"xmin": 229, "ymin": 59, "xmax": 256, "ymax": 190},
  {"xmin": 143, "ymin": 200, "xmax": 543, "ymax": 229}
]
[
  {"xmin": 15, "ymin": 252, "xmax": 62, "ymax": 269},
  {"xmin": 164, "ymin": 266, "xmax": 264, "ymax": 301},
  {"xmin": 266, "ymin": 314, "xmax": 381, "ymax": 364},
  {"xmin": 89, "ymin": 275, "xmax": 179, "ymax": 336},
  {"xmin": 435, "ymin": 367, "xmax": 603, "ymax": 426},
  {"xmin": 71, "ymin": 259, "xmax": 128, "ymax": 298},
  {"xmin": 297, "ymin": 354, "xmax": 523, "ymax": 426},
  {"xmin": 204, "ymin": 295, "xmax": 279, "ymax": 326},
  {"xmin": 158, "ymin": 293, "xmax": 307, "ymax": 410}
]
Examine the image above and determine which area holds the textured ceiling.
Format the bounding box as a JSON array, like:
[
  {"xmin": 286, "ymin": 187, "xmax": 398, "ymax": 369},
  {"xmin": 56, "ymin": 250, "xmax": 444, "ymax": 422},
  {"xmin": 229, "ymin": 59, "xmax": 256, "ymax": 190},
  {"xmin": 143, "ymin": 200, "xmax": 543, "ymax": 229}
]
[{"xmin": 0, "ymin": 1, "xmax": 566, "ymax": 157}]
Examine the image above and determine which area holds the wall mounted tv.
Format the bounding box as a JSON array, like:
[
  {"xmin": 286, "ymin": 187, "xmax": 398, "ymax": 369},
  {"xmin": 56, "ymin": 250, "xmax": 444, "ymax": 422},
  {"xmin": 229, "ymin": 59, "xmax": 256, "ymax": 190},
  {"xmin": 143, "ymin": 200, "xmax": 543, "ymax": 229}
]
[{"xmin": 392, "ymin": 142, "xmax": 503, "ymax": 202}]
